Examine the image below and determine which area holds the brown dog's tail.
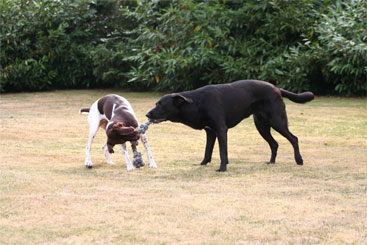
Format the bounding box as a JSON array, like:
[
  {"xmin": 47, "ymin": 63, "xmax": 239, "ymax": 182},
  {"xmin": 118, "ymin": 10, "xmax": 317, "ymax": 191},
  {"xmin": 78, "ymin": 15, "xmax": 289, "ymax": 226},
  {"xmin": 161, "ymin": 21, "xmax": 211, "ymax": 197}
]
[
  {"xmin": 79, "ymin": 108, "xmax": 90, "ymax": 114},
  {"xmin": 280, "ymin": 89, "xmax": 314, "ymax": 104}
]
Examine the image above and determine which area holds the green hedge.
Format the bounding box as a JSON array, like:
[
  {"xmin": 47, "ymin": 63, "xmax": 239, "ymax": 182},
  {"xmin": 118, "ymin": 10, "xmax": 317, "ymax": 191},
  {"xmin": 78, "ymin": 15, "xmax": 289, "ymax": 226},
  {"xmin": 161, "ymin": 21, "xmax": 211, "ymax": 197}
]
[
  {"xmin": 1, "ymin": 0, "xmax": 94, "ymax": 91},
  {"xmin": 1, "ymin": 0, "xmax": 366, "ymax": 94},
  {"xmin": 0, "ymin": 0, "xmax": 130, "ymax": 92},
  {"xmin": 122, "ymin": 0, "xmax": 367, "ymax": 94}
]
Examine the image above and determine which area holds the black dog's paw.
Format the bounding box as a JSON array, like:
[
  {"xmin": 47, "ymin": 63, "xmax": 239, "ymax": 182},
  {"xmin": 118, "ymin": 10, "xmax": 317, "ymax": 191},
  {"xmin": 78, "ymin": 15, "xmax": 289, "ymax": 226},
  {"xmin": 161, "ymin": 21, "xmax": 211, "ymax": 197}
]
[
  {"xmin": 266, "ymin": 161, "xmax": 275, "ymax": 164},
  {"xmin": 296, "ymin": 157, "xmax": 303, "ymax": 165},
  {"xmin": 216, "ymin": 162, "xmax": 228, "ymax": 172},
  {"xmin": 200, "ymin": 159, "xmax": 210, "ymax": 166}
]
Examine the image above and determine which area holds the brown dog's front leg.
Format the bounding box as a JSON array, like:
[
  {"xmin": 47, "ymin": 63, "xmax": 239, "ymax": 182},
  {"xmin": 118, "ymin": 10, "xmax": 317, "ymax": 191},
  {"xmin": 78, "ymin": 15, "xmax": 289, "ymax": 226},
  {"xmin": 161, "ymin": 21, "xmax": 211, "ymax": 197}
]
[
  {"xmin": 200, "ymin": 128, "xmax": 216, "ymax": 166},
  {"xmin": 216, "ymin": 127, "xmax": 228, "ymax": 172}
]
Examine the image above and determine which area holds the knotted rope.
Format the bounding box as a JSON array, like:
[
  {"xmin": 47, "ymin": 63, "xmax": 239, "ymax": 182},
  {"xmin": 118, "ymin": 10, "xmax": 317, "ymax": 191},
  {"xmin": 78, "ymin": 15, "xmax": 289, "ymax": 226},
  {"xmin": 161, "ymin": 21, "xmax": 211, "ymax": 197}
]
[
  {"xmin": 132, "ymin": 119, "xmax": 153, "ymax": 168},
  {"xmin": 131, "ymin": 141, "xmax": 144, "ymax": 168},
  {"xmin": 137, "ymin": 119, "xmax": 152, "ymax": 134}
]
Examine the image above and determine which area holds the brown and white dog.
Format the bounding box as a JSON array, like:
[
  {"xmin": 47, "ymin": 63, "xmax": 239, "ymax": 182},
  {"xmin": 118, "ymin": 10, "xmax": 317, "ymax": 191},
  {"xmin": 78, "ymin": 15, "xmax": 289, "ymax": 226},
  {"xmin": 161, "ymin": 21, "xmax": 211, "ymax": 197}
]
[{"xmin": 80, "ymin": 94, "xmax": 157, "ymax": 171}]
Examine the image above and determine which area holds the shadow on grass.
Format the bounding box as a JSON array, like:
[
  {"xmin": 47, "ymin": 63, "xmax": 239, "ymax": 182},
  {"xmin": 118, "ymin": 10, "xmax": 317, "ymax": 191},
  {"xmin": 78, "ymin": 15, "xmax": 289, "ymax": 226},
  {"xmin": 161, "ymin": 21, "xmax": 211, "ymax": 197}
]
[
  {"xmin": 52, "ymin": 159, "xmax": 305, "ymax": 183},
  {"xmin": 51, "ymin": 157, "xmax": 360, "ymax": 194}
]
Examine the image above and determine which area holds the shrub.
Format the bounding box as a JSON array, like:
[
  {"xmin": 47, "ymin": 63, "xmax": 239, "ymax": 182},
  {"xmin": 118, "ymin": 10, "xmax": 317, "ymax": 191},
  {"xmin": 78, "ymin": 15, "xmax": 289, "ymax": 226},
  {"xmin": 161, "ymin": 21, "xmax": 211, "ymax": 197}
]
[
  {"xmin": 1, "ymin": 0, "xmax": 365, "ymax": 95},
  {"xmin": 123, "ymin": 0, "xmax": 366, "ymax": 94},
  {"xmin": 313, "ymin": 0, "xmax": 367, "ymax": 94},
  {"xmin": 122, "ymin": 0, "xmax": 321, "ymax": 92},
  {"xmin": 1, "ymin": 0, "xmax": 93, "ymax": 92},
  {"xmin": 0, "ymin": 0, "xmax": 129, "ymax": 92}
]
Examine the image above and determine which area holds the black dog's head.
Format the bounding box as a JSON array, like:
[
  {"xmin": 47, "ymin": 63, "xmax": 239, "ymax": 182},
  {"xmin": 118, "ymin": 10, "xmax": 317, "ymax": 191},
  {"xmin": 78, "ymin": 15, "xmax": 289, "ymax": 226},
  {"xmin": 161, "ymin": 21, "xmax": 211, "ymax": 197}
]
[{"xmin": 146, "ymin": 93, "xmax": 192, "ymax": 123}]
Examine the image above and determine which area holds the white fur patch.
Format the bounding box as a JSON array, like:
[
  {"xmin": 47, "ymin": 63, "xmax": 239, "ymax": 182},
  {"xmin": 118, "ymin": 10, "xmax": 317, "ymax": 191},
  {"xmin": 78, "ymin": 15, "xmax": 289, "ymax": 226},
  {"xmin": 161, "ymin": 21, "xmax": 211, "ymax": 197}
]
[
  {"xmin": 103, "ymin": 144, "xmax": 114, "ymax": 165},
  {"xmin": 120, "ymin": 144, "xmax": 133, "ymax": 171},
  {"xmin": 141, "ymin": 134, "xmax": 157, "ymax": 168}
]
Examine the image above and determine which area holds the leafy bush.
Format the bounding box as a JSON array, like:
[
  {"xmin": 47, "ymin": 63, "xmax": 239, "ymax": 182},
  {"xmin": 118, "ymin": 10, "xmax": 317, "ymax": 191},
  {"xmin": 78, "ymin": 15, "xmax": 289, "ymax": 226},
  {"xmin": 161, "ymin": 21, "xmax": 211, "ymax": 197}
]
[
  {"xmin": 123, "ymin": 0, "xmax": 233, "ymax": 91},
  {"xmin": 123, "ymin": 0, "xmax": 366, "ymax": 94},
  {"xmin": 1, "ymin": 0, "xmax": 91, "ymax": 91},
  {"xmin": 1, "ymin": 0, "xmax": 366, "ymax": 94},
  {"xmin": 273, "ymin": 0, "xmax": 367, "ymax": 95},
  {"xmin": 0, "ymin": 0, "xmax": 128, "ymax": 92},
  {"xmin": 313, "ymin": 0, "xmax": 367, "ymax": 94},
  {"xmin": 121, "ymin": 0, "xmax": 314, "ymax": 92},
  {"xmin": 88, "ymin": 0, "xmax": 137, "ymax": 88}
]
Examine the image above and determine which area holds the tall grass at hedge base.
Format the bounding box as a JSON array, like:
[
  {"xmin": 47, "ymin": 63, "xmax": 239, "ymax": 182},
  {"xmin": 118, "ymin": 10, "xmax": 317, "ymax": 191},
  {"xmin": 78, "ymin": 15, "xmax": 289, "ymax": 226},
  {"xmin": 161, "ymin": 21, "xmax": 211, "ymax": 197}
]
[{"xmin": 1, "ymin": 0, "xmax": 366, "ymax": 95}]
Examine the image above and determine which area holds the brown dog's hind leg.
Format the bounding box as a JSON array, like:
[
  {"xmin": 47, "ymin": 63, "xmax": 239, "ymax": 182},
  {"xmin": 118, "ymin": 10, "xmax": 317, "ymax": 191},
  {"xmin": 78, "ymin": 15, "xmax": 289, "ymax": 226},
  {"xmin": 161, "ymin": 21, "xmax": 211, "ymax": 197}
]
[{"xmin": 253, "ymin": 115, "xmax": 278, "ymax": 164}]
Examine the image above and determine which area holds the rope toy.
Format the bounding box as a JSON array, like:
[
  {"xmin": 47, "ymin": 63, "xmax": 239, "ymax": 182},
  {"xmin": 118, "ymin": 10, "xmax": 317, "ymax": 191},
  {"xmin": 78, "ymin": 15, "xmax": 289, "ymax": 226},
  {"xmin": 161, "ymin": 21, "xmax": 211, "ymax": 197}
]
[
  {"xmin": 137, "ymin": 119, "xmax": 152, "ymax": 134},
  {"xmin": 131, "ymin": 141, "xmax": 145, "ymax": 168},
  {"xmin": 132, "ymin": 119, "xmax": 152, "ymax": 168}
]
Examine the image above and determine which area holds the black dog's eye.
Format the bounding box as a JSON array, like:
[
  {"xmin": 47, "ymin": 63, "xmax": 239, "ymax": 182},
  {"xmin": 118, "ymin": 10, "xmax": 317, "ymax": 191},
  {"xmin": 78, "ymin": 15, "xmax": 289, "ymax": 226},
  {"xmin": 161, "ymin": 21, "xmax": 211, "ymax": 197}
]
[{"xmin": 156, "ymin": 101, "xmax": 161, "ymax": 106}]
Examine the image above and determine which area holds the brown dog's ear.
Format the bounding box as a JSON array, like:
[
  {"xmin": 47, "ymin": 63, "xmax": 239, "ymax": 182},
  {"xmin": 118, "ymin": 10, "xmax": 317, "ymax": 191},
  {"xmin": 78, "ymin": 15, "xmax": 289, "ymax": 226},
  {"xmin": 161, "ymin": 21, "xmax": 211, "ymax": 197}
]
[
  {"xmin": 113, "ymin": 123, "xmax": 135, "ymax": 135},
  {"xmin": 173, "ymin": 94, "xmax": 193, "ymax": 107}
]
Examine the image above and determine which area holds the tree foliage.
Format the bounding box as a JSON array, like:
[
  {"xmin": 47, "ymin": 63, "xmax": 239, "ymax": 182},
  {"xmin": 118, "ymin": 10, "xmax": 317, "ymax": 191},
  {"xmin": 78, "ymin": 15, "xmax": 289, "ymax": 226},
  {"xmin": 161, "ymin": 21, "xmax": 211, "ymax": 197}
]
[
  {"xmin": 2, "ymin": 0, "xmax": 94, "ymax": 91},
  {"xmin": 313, "ymin": 0, "xmax": 367, "ymax": 94},
  {"xmin": 1, "ymin": 0, "xmax": 366, "ymax": 94}
]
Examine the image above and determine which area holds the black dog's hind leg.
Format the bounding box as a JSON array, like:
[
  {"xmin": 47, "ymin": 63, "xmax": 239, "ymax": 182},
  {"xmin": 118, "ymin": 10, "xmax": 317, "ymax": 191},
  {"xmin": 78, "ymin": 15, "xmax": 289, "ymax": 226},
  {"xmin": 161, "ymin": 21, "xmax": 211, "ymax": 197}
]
[
  {"xmin": 253, "ymin": 115, "xmax": 278, "ymax": 164},
  {"xmin": 269, "ymin": 105, "xmax": 303, "ymax": 165},
  {"xmin": 200, "ymin": 128, "xmax": 216, "ymax": 166},
  {"xmin": 274, "ymin": 126, "xmax": 303, "ymax": 165}
]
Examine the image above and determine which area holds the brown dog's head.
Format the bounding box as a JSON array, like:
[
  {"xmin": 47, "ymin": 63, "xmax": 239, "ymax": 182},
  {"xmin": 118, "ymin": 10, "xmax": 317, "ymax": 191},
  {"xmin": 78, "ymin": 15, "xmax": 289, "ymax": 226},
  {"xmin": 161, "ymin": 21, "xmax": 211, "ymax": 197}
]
[{"xmin": 106, "ymin": 122, "xmax": 140, "ymax": 153}]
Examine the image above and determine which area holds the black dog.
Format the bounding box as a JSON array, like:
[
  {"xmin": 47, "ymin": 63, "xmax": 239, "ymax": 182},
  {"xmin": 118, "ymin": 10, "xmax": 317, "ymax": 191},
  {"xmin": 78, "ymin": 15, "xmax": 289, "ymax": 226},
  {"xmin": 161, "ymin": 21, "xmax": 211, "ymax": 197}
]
[{"xmin": 146, "ymin": 80, "xmax": 314, "ymax": 171}]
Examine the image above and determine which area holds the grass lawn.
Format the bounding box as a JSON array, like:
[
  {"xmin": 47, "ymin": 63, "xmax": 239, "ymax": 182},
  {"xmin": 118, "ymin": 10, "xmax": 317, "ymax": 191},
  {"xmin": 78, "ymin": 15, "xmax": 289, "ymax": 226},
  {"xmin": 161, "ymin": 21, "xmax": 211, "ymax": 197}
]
[{"xmin": 0, "ymin": 90, "xmax": 366, "ymax": 244}]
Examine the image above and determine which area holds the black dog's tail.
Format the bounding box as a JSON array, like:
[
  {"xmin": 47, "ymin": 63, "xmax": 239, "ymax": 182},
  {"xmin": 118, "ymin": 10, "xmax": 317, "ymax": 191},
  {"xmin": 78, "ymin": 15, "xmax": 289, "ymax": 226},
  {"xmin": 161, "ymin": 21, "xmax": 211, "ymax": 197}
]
[
  {"xmin": 79, "ymin": 107, "xmax": 90, "ymax": 114},
  {"xmin": 280, "ymin": 89, "xmax": 314, "ymax": 104}
]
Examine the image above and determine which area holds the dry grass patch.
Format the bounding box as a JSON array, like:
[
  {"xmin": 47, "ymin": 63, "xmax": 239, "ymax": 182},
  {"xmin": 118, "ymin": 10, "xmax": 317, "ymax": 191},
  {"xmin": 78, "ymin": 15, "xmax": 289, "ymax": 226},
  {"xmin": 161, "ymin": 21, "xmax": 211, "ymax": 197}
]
[{"xmin": 1, "ymin": 90, "xmax": 366, "ymax": 244}]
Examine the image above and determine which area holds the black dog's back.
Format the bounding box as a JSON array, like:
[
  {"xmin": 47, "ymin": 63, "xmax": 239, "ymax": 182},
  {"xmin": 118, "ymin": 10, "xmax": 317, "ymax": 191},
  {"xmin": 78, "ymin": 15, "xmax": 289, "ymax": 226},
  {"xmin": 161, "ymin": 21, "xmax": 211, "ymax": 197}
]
[{"xmin": 181, "ymin": 80, "xmax": 284, "ymax": 128}]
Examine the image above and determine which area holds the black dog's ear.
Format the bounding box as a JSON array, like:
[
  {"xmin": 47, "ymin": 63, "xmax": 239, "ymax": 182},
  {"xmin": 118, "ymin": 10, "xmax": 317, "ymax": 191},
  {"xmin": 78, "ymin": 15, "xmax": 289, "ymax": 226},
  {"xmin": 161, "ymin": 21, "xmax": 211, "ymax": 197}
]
[{"xmin": 173, "ymin": 94, "xmax": 193, "ymax": 107}]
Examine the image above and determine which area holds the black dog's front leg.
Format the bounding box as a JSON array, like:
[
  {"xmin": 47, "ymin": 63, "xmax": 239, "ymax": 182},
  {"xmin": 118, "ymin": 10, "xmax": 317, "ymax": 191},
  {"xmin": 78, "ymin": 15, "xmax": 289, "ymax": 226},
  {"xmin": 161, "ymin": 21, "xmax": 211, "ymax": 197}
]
[
  {"xmin": 200, "ymin": 128, "xmax": 216, "ymax": 166},
  {"xmin": 216, "ymin": 127, "xmax": 228, "ymax": 172}
]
